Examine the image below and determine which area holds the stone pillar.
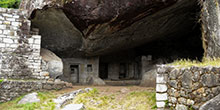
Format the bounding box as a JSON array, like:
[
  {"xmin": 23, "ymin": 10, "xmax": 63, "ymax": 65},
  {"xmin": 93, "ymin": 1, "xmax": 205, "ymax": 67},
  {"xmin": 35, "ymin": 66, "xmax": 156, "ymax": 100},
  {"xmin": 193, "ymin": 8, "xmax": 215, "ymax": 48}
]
[
  {"xmin": 108, "ymin": 63, "xmax": 119, "ymax": 80},
  {"xmin": 201, "ymin": 0, "xmax": 220, "ymax": 58}
]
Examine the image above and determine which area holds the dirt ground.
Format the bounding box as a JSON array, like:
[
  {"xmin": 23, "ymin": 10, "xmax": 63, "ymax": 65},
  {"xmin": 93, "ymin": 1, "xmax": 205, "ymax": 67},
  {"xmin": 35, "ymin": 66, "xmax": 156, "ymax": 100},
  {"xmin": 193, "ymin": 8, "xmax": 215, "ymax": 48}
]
[{"xmin": 56, "ymin": 85, "xmax": 155, "ymax": 96}]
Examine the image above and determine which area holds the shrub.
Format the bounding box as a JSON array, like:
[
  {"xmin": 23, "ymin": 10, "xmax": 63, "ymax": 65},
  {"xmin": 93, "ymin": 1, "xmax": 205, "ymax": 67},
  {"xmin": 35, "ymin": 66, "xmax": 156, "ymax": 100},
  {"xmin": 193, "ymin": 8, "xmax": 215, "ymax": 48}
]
[{"xmin": 0, "ymin": 0, "xmax": 20, "ymax": 8}]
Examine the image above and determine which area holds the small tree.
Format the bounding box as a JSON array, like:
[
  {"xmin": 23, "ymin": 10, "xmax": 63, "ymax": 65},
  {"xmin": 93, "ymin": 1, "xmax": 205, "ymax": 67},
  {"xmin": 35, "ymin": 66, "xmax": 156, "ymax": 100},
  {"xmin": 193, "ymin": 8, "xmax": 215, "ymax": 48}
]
[{"xmin": 0, "ymin": 0, "xmax": 20, "ymax": 8}]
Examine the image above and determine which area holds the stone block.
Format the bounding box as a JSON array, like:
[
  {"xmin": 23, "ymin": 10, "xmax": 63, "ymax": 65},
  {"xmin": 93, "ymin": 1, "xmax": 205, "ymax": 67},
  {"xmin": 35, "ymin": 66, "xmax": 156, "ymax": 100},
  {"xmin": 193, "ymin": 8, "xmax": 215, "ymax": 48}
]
[
  {"xmin": 156, "ymin": 101, "xmax": 166, "ymax": 108},
  {"xmin": 181, "ymin": 70, "xmax": 193, "ymax": 89},
  {"xmin": 175, "ymin": 104, "xmax": 187, "ymax": 110},
  {"xmin": 169, "ymin": 69, "xmax": 179, "ymax": 80},
  {"xmin": 3, "ymin": 38, "xmax": 13, "ymax": 43},
  {"xmin": 32, "ymin": 35, "xmax": 41, "ymax": 39},
  {"xmin": 178, "ymin": 97, "xmax": 187, "ymax": 105},
  {"xmin": 156, "ymin": 93, "xmax": 168, "ymax": 101},
  {"xmin": 201, "ymin": 73, "xmax": 218, "ymax": 87},
  {"xmin": 157, "ymin": 74, "xmax": 167, "ymax": 84},
  {"xmin": 34, "ymin": 39, "xmax": 41, "ymax": 44},
  {"xmin": 168, "ymin": 80, "xmax": 178, "ymax": 88},
  {"xmin": 6, "ymin": 18, "xmax": 15, "ymax": 22},
  {"xmin": 2, "ymin": 13, "xmax": 12, "ymax": 17},
  {"xmin": 156, "ymin": 84, "xmax": 167, "ymax": 92},
  {"xmin": 11, "ymin": 22, "xmax": 21, "ymax": 27},
  {"xmin": 0, "ymin": 25, "xmax": 6, "ymax": 29}
]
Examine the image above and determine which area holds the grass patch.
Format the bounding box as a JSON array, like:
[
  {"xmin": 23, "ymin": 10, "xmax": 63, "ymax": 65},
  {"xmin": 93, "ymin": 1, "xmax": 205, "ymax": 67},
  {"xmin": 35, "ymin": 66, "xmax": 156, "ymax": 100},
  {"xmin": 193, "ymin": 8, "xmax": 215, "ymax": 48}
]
[
  {"xmin": 0, "ymin": 91, "xmax": 56, "ymax": 110},
  {"xmin": 72, "ymin": 88, "xmax": 156, "ymax": 110},
  {"xmin": 170, "ymin": 58, "xmax": 220, "ymax": 67}
]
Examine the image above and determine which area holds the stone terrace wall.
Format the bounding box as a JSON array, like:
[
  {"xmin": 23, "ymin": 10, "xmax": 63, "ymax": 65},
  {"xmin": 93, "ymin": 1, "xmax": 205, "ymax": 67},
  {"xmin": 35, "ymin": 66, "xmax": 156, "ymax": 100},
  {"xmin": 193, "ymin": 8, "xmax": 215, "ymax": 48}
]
[
  {"xmin": 0, "ymin": 8, "xmax": 47, "ymax": 79},
  {"xmin": 156, "ymin": 65, "xmax": 220, "ymax": 110}
]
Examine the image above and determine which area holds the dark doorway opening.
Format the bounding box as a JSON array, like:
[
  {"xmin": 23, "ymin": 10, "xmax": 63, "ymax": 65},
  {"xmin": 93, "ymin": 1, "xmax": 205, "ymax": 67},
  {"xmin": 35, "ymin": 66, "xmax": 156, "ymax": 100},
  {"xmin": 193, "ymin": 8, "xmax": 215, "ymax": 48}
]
[
  {"xmin": 70, "ymin": 65, "xmax": 79, "ymax": 83},
  {"xmin": 99, "ymin": 63, "xmax": 108, "ymax": 79}
]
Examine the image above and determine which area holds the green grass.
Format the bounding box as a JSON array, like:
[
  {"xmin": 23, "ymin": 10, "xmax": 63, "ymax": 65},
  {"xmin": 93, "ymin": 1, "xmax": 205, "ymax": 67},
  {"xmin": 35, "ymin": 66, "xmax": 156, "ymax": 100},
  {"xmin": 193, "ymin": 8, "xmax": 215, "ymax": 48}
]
[
  {"xmin": 0, "ymin": 92, "xmax": 56, "ymax": 110},
  {"xmin": 170, "ymin": 58, "xmax": 220, "ymax": 67},
  {"xmin": 72, "ymin": 89, "xmax": 156, "ymax": 110}
]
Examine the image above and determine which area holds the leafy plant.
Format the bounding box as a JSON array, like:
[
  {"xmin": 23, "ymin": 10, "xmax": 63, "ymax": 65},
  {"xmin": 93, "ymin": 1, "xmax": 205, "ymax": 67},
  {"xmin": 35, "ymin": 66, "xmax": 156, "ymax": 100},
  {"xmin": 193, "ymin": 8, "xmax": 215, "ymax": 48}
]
[{"xmin": 0, "ymin": 0, "xmax": 20, "ymax": 8}]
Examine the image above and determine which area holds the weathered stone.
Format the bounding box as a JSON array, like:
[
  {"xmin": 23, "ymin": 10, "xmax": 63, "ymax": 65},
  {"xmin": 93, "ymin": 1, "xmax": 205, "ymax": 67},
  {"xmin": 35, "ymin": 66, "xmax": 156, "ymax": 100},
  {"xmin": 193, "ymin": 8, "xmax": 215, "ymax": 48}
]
[
  {"xmin": 186, "ymin": 99, "xmax": 195, "ymax": 106},
  {"xmin": 169, "ymin": 69, "xmax": 179, "ymax": 80},
  {"xmin": 192, "ymin": 71, "xmax": 200, "ymax": 82},
  {"xmin": 178, "ymin": 97, "xmax": 187, "ymax": 105},
  {"xmin": 169, "ymin": 97, "xmax": 177, "ymax": 104},
  {"xmin": 156, "ymin": 84, "xmax": 167, "ymax": 93},
  {"xmin": 181, "ymin": 70, "xmax": 192, "ymax": 89},
  {"xmin": 199, "ymin": 94, "xmax": 220, "ymax": 110},
  {"xmin": 156, "ymin": 102, "xmax": 166, "ymax": 108},
  {"xmin": 156, "ymin": 74, "xmax": 168, "ymax": 84},
  {"xmin": 169, "ymin": 80, "xmax": 178, "ymax": 88},
  {"xmin": 40, "ymin": 48, "xmax": 63, "ymax": 79},
  {"xmin": 87, "ymin": 76, "xmax": 105, "ymax": 86},
  {"xmin": 53, "ymin": 88, "xmax": 92, "ymax": 109},
  {"xmin": 175, "ymin": 104, "xmax": 187, "ymax": 110},
  {"xmin": 201, "ymin": 74, "xmax": 217, "ymax": 87},
  {"xmin": 18, "ymin": 92, "xmax": 40, "ymax": 104},
  {"xmin": 140, "ymin": 69, "xmax": 156, "ymax": 87},
  {"xmin": 156, "ymin": 93, "xmax": 168, "ymax": 101}
]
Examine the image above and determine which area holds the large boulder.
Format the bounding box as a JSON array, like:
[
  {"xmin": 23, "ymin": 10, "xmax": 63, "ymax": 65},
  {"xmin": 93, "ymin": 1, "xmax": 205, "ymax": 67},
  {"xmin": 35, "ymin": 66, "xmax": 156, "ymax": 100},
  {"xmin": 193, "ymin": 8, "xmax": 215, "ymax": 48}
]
[
  {"xmin": 87, "ymin": 76, "xmax": 106, "ymax": 86},
  {"xmin": 140, "ymin": 69, "xmax": 157, "ymax": 87},
  {"xmin": 40, "ymin": 48, "xmax": 63, "ymax": 79}
]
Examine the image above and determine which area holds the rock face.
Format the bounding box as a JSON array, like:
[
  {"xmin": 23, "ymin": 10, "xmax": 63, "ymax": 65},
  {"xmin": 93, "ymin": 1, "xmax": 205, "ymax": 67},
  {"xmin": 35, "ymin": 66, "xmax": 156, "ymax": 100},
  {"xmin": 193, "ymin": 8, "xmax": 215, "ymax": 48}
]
[
  {"xmin": 199, "ymin": 94, "xmax": 220, "ymax": 110},
  {"xmin": 20, "ymin": 0, "xmax": 199, "ymax": 57},
  {"xmin": 18, "ymin": 92, "xmax": 40, "ymax": 104},
  {"xmin": 40, "ymin": 48, "xmax": 63, "ymax": 79},
  {"xmin": 201, "ymin": 0, "xmax": 220, "ymax": 58}
]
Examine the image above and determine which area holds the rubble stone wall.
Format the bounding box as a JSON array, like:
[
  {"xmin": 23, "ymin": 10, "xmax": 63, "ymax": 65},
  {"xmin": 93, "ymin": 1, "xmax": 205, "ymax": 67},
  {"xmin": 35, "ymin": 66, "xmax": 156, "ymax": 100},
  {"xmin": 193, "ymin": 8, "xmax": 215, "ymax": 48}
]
[
  {"xmin": 156, "ymin": 65, "xmax": 220, "ymax": 110},
  {"xmin": 0, "ymin": 80, "xmax": 70, "ymax": 103}
]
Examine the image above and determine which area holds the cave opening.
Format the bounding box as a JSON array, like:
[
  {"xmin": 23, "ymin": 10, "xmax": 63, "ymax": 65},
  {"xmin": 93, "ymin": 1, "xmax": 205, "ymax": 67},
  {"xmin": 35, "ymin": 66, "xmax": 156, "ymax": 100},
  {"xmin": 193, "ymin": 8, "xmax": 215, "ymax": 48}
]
[{"xmin": 30, "ymin": 0, "xmax": 204, "ymax": 85}]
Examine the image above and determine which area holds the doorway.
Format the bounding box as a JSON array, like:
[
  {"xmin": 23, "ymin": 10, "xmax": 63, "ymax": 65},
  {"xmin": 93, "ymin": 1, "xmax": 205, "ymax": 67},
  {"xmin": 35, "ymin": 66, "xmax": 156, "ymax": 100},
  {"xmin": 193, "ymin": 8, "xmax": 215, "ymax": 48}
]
[{"xmin": 70, "ymin": 64, "xmax": 79, "ymax": 83}]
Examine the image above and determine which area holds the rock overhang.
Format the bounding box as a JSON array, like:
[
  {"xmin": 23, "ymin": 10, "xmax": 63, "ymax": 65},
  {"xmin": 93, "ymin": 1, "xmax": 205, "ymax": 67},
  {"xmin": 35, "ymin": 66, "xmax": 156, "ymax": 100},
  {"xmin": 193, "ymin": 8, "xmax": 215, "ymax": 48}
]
[{"xmin": 20, "ymin": 0, "xmax": 201, "ymax": 57}]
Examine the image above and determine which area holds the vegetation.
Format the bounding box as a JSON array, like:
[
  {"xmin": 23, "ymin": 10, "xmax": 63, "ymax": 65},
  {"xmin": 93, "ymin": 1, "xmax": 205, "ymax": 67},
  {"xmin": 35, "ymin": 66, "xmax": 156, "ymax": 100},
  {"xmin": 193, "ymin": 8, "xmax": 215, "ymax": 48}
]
[
  {"xmin": 0, "ymin": 79, "xmax": 3, "ymax": 83},
  {"xmin": 73, "ymin": 88, "xmax": 156, "ymax": 110},
  {"xmin": 170, "ymin": 58, "xmax": 220, "ymax": 67},
  {"xmin": 0, "ymin": 87, "xmax": 156, "ymax": 110},
  {"xmin": 0, "ymin": 0, "xmax": 20, "ymax": 8},
  {"xmin": 0, "ymin": 92, "xmax": 56, "ymax": 110}
]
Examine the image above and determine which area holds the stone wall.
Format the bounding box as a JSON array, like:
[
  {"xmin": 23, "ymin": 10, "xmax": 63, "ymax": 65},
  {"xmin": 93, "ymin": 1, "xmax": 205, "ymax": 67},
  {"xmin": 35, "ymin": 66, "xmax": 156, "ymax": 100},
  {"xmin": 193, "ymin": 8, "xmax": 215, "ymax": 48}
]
[
  {"xmin": 0, "ymin": 8, "xmax": 46, "ymax": 79},
  {"xmin": 0, "ymin": 79, "xmax": 71, "ymax": 103},
  {"xmin": 0, "ymin": 7, "xmax": 72, "ymax": 103},
  {"xmin": 62, "ymin": 57, "xmax": 99, "ymax": 84},
  {"xmin": 156, "ymin": 65, "xmax": 220, "ymax": 110}
]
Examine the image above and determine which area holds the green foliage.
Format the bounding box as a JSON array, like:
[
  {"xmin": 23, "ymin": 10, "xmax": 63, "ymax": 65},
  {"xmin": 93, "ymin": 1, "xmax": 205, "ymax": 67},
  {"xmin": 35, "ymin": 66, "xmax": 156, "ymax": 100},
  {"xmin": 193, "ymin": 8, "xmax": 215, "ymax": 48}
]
[
  {"xmin": 0, "ymin": 0, "xmax": 20, "ymax": 8},
  {"xmin": 73, "ymin": 89, "xmax": 156, "ymax": 110},
  {"xmin": 0, "ymin": 79, "xmax": 3, "ymax": 83},
  {"xmin": 0, "ymin": 92, "xmax": 56, "ymax": 110}
]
